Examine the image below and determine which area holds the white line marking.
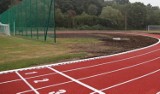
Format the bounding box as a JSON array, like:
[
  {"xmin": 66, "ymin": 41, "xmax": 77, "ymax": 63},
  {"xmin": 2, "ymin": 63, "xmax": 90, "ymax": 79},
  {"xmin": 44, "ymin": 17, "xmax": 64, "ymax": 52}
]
[
  {"xmin": 0, "ymin": 72, "xmax": 54, "ymax": 85},
  {"xmin": 47, "ymin": 67, "xmax": 105, "ymax": 94},
  {"xmin": 15, "ymin": 71, "xmax": 39, "ymax": 94},
  {"xmin": 62, "ymin": 49, "xmax": 160, "ymax": 73},
  {"xmin": 1, "ymin": 48, "xmax": 160, "ymax": 85},
  {"xmin": 17, "ymin": 81, "xmax": 73, "ymax": 94},
  {"xmin": 34, "ymin": 78, "xmax": 49, "ymax": 83},
  {"xmin": 157, "ymin": 91, "xmax": 160, "ymax": 94},
  {"xmin": 49, "ymin": 89, "xmax": 66, "ymax": 94},
  {"xmin": 0, "ymin": 33, "xmax": 159, "ymax": 75},
  {"xmin": 16, "ymin": 90, "xmax": 32, "ymax": 94},
  {"xmin": 0, "ymin": 79, "xmax": 21, "ymax": 85},
  {"xmin": 79, "ymin": 56, "xmax": 160, "ymax": 80},
  {"xmin": 25, "ymin": 71, "xmax": 37, "ymax": 75},
  {"xmin": 90, "ymin": 69, "xmax": 160, "ymax": 94},
  {"xmin": 17, "ymin": 56, "xmax": 160, "ymax": 94},
  {"xmin": 37, "ymin": 81, "xmax": 73, "ymax": 91}
]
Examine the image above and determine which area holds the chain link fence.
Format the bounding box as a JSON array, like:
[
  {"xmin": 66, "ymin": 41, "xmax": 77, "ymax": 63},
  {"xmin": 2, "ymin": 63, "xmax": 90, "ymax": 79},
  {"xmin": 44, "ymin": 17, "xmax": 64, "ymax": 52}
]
[{"xmin": 0, "ymin": 0, "xmax": 56, "ymax": 42}]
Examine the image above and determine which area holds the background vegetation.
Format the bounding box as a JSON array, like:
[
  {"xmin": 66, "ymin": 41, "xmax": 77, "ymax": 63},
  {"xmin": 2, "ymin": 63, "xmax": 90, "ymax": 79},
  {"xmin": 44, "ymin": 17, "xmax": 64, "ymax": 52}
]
[
  {"xmin": 55, "ymin": 0, "xmax": 160, "ymax": 30},
  {"xmin": 0, "ymin": 0, "xmax": 160, "ymax": 30}
]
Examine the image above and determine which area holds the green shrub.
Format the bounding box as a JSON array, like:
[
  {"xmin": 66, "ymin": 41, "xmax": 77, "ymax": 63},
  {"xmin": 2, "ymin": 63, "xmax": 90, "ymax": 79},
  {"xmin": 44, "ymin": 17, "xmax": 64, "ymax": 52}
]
[
  {"xmin": 77, "ymin": 24, "xmax": 107, "ymax": 30},
  {"xmin": 77, "ymin": 25, "xmax": 92, "ymax": 30}
]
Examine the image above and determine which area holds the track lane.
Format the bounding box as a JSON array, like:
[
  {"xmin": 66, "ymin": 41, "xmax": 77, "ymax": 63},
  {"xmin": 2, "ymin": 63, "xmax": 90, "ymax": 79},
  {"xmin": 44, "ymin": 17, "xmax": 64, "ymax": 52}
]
[
  {"xmin": 17, "ymin": 80, "xmax": 95, "ymax": 94},
  {"xmin": 54, "ymin": 50, "xmax": 160, "ymax": 79},
  {"xmin": 16, "ymin": 71, "xmax": 39, "ymax": 94},
  {"xmin": 104, "ymin": 70, "xmax": 160, "ymax": 94},
  {"xmin": 18, "ymin": 68, "xmax": 55, "ymax": 78},
  {"xmin": 16, "ymin": 67, "xmax": 103, "ymax": 94},
  {"xmin": 0, "ymin": 72, "xmax": 20, "ymax": 83},
  {"xmin": 48, "ymin": 67, "xmax": 105, "ymax": 94},
  {"xmin": 81, "ymin": 57, "xmax": 160, "ymax": 90},
  {"xmin": 0, "ymin": 72, "xmax": 34, "ymax": 94},
  {"xmin": 37, "ymin": 82, "xmax": 94, "ymax": 94},
  {"xmin": 15, "ymin": 56, "xmax": 160, "ymax": 94},
  {"xmin": 0, "ymin": 78, "xmax": 34, "ymax": 94}
]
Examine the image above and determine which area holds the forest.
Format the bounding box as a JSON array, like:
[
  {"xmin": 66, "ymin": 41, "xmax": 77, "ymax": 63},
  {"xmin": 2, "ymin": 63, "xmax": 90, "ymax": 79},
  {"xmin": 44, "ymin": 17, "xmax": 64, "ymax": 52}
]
[{"xmin": 55, "ymin": 0, "xmax": 160, "ymax": 30}]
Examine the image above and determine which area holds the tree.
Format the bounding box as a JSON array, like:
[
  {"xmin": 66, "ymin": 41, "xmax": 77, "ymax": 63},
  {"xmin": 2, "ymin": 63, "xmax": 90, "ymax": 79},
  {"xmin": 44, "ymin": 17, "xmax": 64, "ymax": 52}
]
[
  {"xmin": 55, "ymin": 8, "xmax": 64, "ymax": 27},
  {"xmin": 127, "ymin": 2, "xmax": 147, "ymax": 29},
  {"xmin": 67, "ymin": 10, "xmax": 77, "ymax": 27},
  {"xmin": 114, "ymin": 0, "xmax": 129, "ymax": 4},
  {"xmin": 56, "ymin": 0, "xmax": 104, "ymax": 16},
  {"xmin": 100, "ymin": 6, "xmax": 123, "ymax": 28},
  {"xmin": 87, "ymin": 4, "xmax": 98, "ymax": 15},
  {"xmin": 88, "ymin": 0, "xmax": 104, "ymax": 15},
  {"xmin": 54, "ymin": 0, "xmax": 160, "ymax": 30},
  {"xmin": 56, "ymin": 0, "xmax": 74, "ymax": 13},
  {"xmin": 72, "ymin": 0, "xmax": 85, "ymax": 14},
  {"xmin": 146, "ymin": 4, "xmax": 160, "ymax": 25}
]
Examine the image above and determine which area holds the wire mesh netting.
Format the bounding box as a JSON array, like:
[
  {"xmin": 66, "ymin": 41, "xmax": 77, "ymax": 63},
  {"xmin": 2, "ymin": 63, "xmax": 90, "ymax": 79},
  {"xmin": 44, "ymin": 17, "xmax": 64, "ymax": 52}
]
[{"xmin": 0, "ymin": 0, "xmax": 56, "ymax": 42}]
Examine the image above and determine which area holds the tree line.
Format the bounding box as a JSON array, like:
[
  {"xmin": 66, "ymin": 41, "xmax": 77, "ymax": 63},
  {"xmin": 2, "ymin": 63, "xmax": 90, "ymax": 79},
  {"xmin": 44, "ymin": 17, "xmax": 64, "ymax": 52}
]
[
  {"xmin": 55, "ymin": 0, "xmax": 160, "ymax": 30},
  {"xmin": 1, "ymin": 0, "xmax": 160, "ymax": 30}
]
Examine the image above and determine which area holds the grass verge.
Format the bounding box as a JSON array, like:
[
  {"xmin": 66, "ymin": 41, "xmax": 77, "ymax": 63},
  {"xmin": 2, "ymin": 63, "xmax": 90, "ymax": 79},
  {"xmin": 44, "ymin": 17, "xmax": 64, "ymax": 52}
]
[
  {"xmin": 0, "ymin": 35, "xmax": 97, "ymax": 71},
  {"xmin": 0, "ymin": 53, "xmax": 86, "ymax": 71}
]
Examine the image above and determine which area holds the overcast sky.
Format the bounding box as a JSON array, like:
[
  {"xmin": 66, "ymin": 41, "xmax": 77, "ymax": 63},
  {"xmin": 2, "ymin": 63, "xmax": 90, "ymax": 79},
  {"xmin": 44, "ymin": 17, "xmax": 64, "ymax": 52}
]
[{"xmin": 129, "ymin": 0, "xmax": 160, "ymax": 7}]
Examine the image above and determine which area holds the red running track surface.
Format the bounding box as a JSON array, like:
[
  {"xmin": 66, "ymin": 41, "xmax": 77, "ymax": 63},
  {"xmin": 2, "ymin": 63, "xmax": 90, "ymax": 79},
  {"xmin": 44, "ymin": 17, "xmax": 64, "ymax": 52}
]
[{"xmin": 0, "ymin": 33, "xmax": 160, "ymax": 94}]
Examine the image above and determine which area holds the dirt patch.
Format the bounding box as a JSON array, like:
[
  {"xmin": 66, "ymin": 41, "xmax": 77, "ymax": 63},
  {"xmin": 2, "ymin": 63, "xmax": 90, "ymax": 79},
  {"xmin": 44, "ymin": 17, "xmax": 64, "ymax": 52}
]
[{"xmin": 57, "ymin": 31, "xmax": 158, "ymax": 57}]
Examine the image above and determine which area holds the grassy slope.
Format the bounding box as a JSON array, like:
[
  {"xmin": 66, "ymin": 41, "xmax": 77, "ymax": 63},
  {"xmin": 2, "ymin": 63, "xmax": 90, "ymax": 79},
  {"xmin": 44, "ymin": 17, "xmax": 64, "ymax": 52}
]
[{"xmin": 0, "ymin": 35, "xmax": 99, "ymax": 71}]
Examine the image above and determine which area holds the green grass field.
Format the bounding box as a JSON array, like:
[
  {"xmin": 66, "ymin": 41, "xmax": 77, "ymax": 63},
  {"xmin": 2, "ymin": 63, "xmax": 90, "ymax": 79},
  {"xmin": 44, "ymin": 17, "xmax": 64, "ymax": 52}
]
[{"xmin": 0, "ymin": 35, "xmax": 101, "ymax": 71}]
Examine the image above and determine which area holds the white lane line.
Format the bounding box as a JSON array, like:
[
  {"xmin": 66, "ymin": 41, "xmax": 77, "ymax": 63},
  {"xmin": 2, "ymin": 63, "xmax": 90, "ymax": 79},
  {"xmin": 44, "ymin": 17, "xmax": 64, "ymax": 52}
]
[
  {"xmin": 47, "ymin": 67, "xmax": 105, "ymax": 94},
  {"xmin": 16, "ymin": 56, "xmax": 160, "ymax": 94},
  {"xmin": 62, "ymin": 49, "xmax": 160, "ymax": 73},
  {"xmin": 15, "ymin": 71, "xmax": 39, "ymax": 94},
  {"xmin": 1, "ymin": 48, "xmax": 160, "ymax": 85},
  {"xmin": 79, "ymin": 56, "xmax": 160, "ymax": 80},
  {"xmin": 17, "ymin": 81, "xmax": 74, "ymax": 94},
  {"xmin": 90, "ymin": 69, "xmax": 160, "ymax": 94},
  {"xmin": 0, "ymin": 72, "xmax": 55, "ymax": 85},
  {"xmin": 157, "ymin": 91, "xmax": 160, "ymax": 94},
  {"xmin": 0, "ymin": 79, "xmax": 21, "ymax": 85}
]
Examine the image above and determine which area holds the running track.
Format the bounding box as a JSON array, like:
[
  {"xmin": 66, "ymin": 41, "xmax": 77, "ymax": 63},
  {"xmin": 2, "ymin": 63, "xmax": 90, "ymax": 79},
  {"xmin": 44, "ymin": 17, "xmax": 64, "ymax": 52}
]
[{"xmin": 0, "ymin": 33, "xmax": 160, "ymax": 94}]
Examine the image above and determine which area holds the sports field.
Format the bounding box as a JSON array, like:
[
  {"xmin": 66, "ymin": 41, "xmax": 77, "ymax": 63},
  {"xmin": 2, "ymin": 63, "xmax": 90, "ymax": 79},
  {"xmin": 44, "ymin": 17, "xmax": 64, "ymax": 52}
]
[
  {"xmin": 0, "ymin": 32, "xmax": 160, "ymax": 94},
  {"xmin": 0, "ymin": 0, "xmax": 160, "ymax": 93}
]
